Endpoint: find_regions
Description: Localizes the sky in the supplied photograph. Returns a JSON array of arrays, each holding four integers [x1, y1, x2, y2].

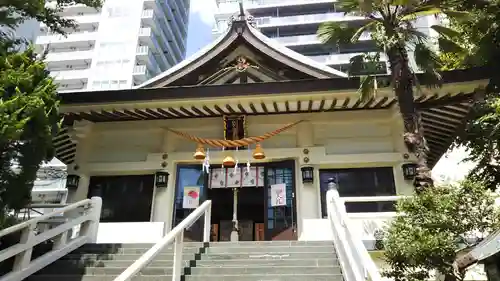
[[185, 0, 218, 57]]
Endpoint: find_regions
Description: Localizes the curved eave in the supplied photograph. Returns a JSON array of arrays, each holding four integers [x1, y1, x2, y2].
[[137, 19, 347, 89]]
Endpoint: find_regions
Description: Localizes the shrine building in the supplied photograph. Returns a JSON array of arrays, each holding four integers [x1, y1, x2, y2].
[[53, 11, 488, 245]]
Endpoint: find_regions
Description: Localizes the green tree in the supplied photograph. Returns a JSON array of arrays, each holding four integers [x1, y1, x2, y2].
[[439, 0, 500, 190], [0, 0, 101, 229], [317, 0, 466, 191], [383, 180, 500, 281]]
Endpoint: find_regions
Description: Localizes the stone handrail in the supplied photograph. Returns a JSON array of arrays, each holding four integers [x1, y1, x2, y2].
[[327, 188, 382, 281], [0, 197, 102, 281], [114, 200, 212, 281]]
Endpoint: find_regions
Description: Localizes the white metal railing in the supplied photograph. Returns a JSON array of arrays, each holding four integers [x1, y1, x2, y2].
[[0, 197, 102, 281], [327, 187, 382, 281], [114, 200, 212, 281], [342, 195, 405, 203]]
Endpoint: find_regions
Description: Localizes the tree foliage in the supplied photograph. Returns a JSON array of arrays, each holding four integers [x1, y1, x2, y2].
[[439, 0, 500, 190], [383, 180, 500, 281], [317, 0, 466, 192], [0, 0, 102, 229]]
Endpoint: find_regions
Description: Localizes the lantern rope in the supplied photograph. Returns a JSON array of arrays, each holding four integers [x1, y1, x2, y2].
[[165, 120, 303, 148]]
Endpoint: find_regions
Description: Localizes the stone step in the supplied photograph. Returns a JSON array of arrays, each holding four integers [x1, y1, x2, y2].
[[37, 265, 340, 276], [27, 273, 343, 281], [49, 258, 338, 268], [80, 241, 333, 250], [61, 253, 197, 261], [204, 245, 335, 254], [188, 265, 341, 275], [72, 246, 201, 255], [199, 252, 337, 260], [62, 251, 336, 262], [75, 245, 335, 255]]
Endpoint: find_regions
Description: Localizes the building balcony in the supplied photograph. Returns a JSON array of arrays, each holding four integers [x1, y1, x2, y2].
[[309, 52, 387, 66], [50, 69, 89, 83], [142, 9, 183, 63], [256, 12, 365, 27], [136, 46, 161, 73], [138, 28, 171, 69], [216, 0, 334, 13], [36, 31, 97, 47], [44, 50, 94, 64], [133, 65, 153, 83], [50, 1, 99, 17], [272, 32, 372, 46]]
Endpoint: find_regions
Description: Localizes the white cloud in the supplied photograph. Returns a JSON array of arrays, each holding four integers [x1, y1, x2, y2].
[[189, 0, 217, 25]]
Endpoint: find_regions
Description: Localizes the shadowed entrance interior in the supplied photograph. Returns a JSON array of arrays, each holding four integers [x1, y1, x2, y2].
[[208, 186, 265, 241]]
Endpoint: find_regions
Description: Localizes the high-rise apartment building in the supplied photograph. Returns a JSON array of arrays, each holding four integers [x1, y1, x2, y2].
[[35, 0, 190, 92], [213, 0, 439, 73]]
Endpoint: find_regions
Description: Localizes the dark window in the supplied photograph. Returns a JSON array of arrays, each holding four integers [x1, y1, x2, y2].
[[319, 167, 396, 216], [87, 175, 154, 222]]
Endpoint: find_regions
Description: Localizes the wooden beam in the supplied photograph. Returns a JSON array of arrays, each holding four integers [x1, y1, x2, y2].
[[237, 104, 248, 114], [202, 106, 217, 116], [261, 102, 268, 113], [249, 103, 258, 114], [213, 104, 226, 115], [225, 104, 237, 114]]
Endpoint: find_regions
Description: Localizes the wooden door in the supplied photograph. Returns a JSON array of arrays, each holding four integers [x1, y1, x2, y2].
[[264, 161, 298, 240]]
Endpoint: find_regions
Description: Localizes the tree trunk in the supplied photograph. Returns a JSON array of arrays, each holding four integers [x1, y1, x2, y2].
[[387, 45, 434, 191]]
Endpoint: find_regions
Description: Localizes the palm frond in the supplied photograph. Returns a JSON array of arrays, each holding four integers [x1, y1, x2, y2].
[[359, 75, 378, 102], [405, 27, 429, 44], [350, 20, 377, 43], [317, 22, 358, 45], [401, 7, 442, 21], [430, 25, 460, 38], [413, 43, 442, 87], [438, 37, 465, 53], [349, 55, 366, 75], [442, 10, 470, 21]]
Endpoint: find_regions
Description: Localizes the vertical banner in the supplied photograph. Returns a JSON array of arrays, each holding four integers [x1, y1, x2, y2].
[[270, 183, 287, 207], [183, 186, 200, 209]]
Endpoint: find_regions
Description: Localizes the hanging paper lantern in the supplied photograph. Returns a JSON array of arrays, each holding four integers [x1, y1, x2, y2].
[[252, 143, 266, 160], [223, 155, 236, 167], [193, 144, 206, 160]]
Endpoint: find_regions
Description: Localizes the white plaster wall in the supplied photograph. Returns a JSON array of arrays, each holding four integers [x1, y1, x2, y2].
[[69, 109, 413, 241]]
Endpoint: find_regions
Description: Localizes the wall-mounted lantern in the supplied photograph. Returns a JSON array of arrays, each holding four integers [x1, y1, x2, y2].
[[66, 175, 80, 190], [402, 163, 418, 180], [300, 166, 314, 184], [155, 171, 169, 188]]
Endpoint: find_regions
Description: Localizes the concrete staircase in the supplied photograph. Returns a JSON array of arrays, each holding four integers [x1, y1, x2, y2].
[[26, 241, 342, 281]]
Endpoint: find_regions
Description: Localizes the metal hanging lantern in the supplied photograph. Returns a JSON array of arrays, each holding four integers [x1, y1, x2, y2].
[[252, 143, 266, 160], [223, 155, 236, 167], [193, 144, 206, 160]]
